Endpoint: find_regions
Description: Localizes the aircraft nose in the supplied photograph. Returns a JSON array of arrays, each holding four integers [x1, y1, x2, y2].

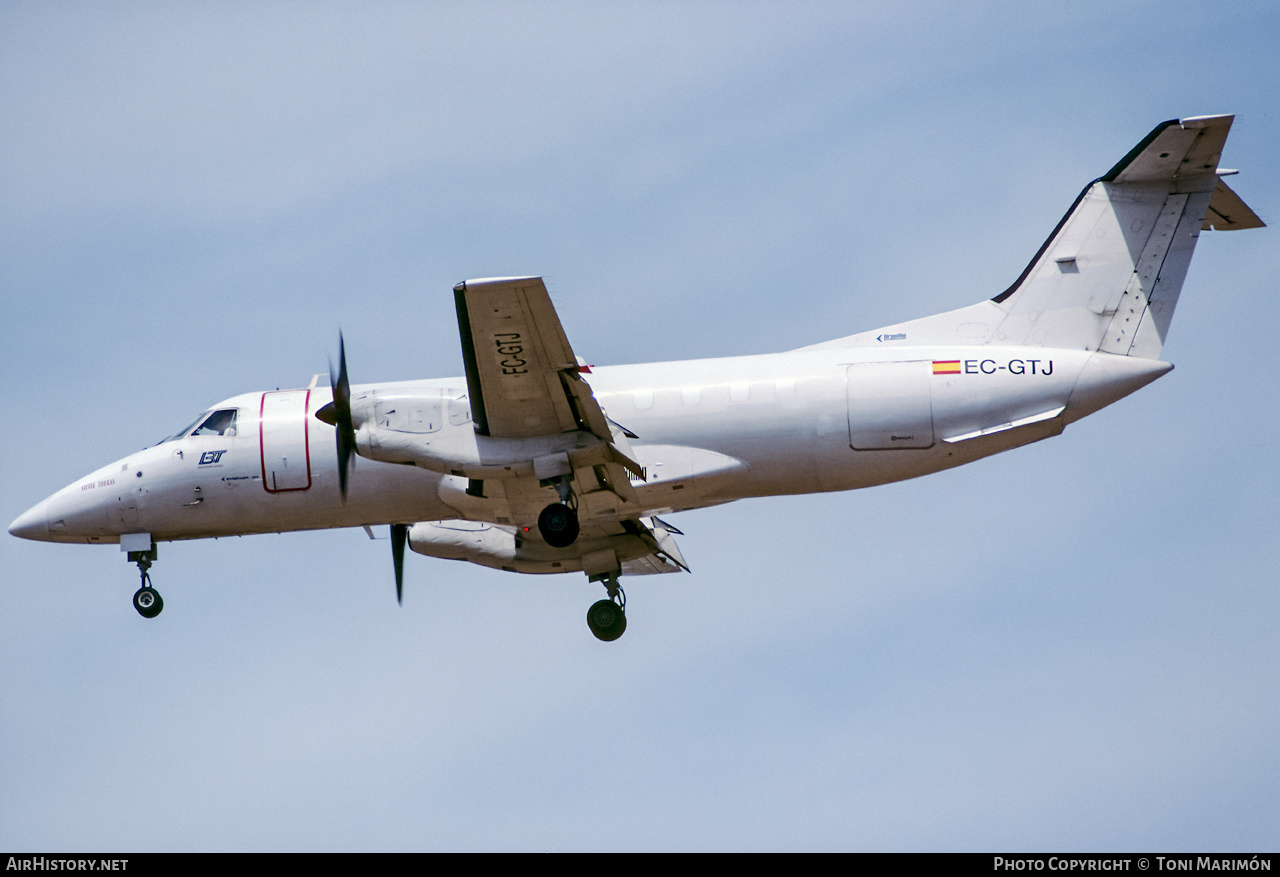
[[9, 500, 49, 541]]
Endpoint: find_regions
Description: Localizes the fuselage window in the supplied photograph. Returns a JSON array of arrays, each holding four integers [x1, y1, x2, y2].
[[192, 409, 239, 437]]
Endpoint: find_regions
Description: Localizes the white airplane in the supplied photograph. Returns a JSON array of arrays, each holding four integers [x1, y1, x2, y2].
[[9, 114, 1264, 640]]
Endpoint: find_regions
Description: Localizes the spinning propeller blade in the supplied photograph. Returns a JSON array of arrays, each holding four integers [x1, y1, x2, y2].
[[391, 524, 408, 605], [317, 335, 407, 603]]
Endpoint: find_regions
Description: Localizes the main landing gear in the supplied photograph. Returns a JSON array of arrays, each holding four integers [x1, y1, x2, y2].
[[586, 572, 626, 642], [537, 477, 579, 548], [538, 502, 579, 547], [128, 545, 163, 619]]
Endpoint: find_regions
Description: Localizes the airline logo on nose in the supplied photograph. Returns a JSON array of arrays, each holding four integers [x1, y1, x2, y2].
[[199, 450, 228, 465]]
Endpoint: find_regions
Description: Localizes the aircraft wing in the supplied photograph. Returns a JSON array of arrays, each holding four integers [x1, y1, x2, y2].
[[455, 277, 608, 438], [453, 276, 644, 507]]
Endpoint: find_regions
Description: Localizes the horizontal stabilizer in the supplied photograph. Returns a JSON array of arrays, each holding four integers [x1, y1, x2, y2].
[[1102, 114, 1232, 183], [1203, 178, 1265, 230]]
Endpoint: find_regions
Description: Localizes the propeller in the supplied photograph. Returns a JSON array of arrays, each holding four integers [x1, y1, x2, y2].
[[317, 335, 408, 605], [391, 523, 408, 605], [316, 336, 408, 604], [316, 332, 356, 502]]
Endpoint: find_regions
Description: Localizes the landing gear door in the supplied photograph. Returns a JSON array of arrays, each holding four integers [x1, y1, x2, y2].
[[260, 390, 312, 492], [846, 361, 935, 450]]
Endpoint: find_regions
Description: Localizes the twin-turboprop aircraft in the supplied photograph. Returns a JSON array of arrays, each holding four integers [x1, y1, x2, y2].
[[9, 115, 1264, 640]]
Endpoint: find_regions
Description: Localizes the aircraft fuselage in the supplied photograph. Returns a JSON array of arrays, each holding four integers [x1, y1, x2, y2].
[[12, 344, 1169, 547]]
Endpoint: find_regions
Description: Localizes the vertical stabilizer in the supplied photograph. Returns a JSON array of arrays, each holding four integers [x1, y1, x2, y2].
[[803, 116, 1262, 356], [990, 115, 1259, 358]]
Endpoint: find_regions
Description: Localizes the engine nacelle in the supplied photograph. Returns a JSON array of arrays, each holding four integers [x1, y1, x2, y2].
[[408, 519, 656, 575], [348, 387, 614, 479], [408, 520, 519, 565]]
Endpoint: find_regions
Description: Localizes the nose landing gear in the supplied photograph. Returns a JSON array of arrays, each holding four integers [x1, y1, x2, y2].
[[128, 545, 163, 619], [586, 572, 626, 642]]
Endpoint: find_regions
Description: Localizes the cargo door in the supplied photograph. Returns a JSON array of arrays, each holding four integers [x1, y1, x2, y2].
[[846, 361, 935, 449]]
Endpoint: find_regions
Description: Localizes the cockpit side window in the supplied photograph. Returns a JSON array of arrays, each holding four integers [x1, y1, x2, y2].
[[192, 409, 239, 437]]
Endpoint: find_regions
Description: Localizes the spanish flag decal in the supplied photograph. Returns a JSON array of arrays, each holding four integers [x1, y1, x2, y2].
[[932, 360, 961, 375]]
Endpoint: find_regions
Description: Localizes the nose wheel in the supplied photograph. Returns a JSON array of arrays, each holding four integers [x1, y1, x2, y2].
[[586, 573, 626, 642], [128, 546, 163, 619]]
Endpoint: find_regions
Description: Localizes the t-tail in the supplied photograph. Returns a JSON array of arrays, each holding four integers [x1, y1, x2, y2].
[[816, 115, 1264, 357]]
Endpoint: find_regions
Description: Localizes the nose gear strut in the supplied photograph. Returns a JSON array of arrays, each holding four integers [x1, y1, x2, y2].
[[128, 544, 163, 618]]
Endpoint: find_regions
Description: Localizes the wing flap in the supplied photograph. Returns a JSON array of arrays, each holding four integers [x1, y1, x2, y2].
[[621, 553, 685, 576]]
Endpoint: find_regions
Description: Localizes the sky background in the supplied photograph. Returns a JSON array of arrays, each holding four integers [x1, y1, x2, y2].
[[2, 1, 1277, 852]]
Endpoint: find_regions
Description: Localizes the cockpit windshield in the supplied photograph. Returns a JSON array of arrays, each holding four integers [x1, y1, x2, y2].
[[161, 408, 239, 443], [193, 409, 238, 436]]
